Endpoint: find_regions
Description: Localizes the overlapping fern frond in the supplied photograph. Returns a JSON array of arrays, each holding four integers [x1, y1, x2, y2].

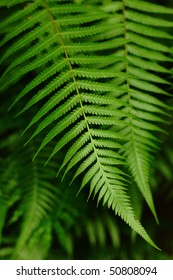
[[11, 142, 59, 257], [0, 0, 173, 249], [98, 0, 173, 222]]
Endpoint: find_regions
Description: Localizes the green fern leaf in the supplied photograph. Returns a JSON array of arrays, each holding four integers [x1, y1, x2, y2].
[[12, 143, 58, 255], [126, 10, 173, 27], [101, 0, 173, 223], [127, 44, 172, 61], [128, 55, 169, 73], [1, 0, 172, 249], [125, 0, 173, 14]]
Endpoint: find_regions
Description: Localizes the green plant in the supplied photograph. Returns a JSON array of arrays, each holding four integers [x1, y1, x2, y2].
[[0, 0, 173, 259]]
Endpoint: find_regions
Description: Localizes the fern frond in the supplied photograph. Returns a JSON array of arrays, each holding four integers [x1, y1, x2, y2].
[[12, 142, 58, 255], [105, 0, 173, 223], [1, 0, 172, 249]]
